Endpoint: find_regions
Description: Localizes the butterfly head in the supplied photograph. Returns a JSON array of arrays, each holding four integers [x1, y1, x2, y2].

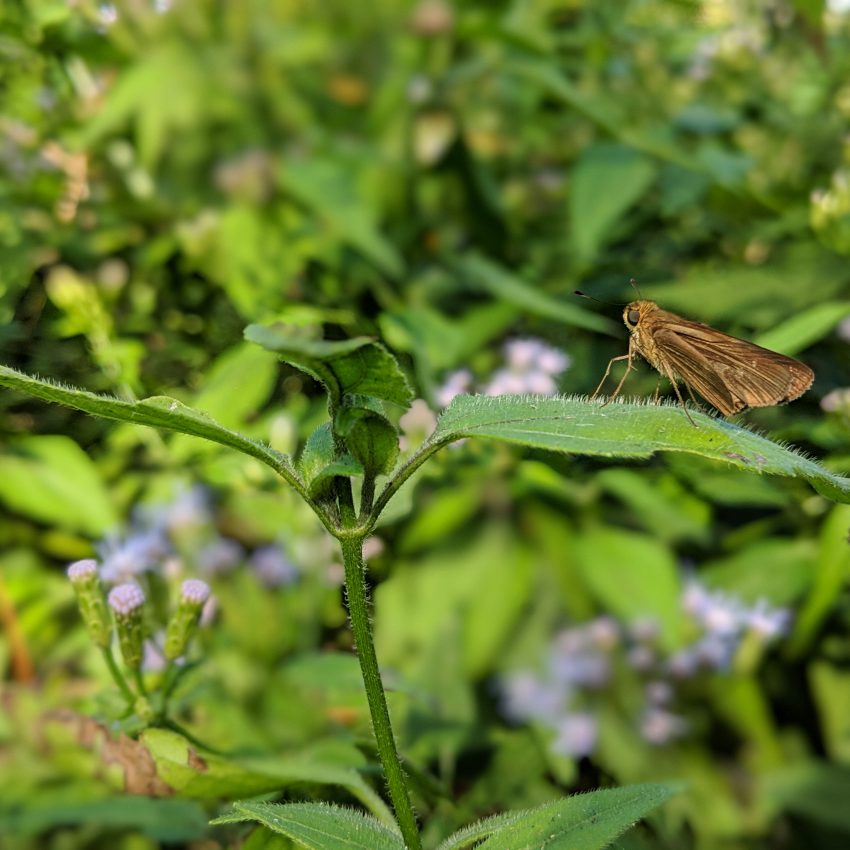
[[622, 300, 654, 332]]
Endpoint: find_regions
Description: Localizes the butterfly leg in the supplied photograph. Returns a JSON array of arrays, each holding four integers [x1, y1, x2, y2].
[[601, 342, 638, 407], [653, 379, 662, 404], [659, 364, 696, 426], [591, 353, 631, 403], [684, 383, 707, 414]]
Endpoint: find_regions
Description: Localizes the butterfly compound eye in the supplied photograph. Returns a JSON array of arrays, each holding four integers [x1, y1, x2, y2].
[[627, 308, 640, 326]]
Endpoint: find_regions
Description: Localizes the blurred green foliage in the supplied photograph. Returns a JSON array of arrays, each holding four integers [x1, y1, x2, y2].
[[3, 0, 850, 849]]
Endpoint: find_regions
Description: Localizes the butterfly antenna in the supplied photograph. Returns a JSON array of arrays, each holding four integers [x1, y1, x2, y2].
[[574, 290, 622, 307], [629, 278, 643, 298]]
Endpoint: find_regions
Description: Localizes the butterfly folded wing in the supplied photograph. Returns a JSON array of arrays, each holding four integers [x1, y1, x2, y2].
[[653, 323, 814, 415]]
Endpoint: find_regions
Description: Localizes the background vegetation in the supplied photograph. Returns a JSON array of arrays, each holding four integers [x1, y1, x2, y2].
[[3, 1, 850, 848]]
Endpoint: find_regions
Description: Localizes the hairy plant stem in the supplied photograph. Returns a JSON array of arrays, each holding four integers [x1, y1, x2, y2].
[[338, 487, 421, 849]]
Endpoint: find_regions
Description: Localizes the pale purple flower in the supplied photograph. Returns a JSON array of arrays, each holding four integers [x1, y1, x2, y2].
[[629, 617, 660, 644], [142, 637, 167, 673], [640, 708, 688, 746], [180, 579, 211, 606], [552, 627, 590, 655], [549, 649, 610, 688], [163, 556, 184, 580], [746, 600, 792, 639], [503, 339, 569, 375], [200, 595, 218, 627], [667, 648, 700, 678], [587, 616, 620, 651], [435, 369, 473, 407], [500, 672, 565, 723], [98, 3, 118, 25], [98, 529, 170, 583], [484, 369, 528, 396], [67, 559, 98, 583], [627, 645, 657, 673], [683, 579, 744, 637], [198, 538, 244, 576], [694, 635, 736, 670], [166, 486, 211, 533], [108, 583, 146, 616], [645, 680, 674, 705], [551, 712, 598, 758], [537, 346, 571, 376], [682, 578, 712, 618], [523, 371, 558, 395], [504, 339, 544, 371], [820, 388, 850, 413], [251, 545, 298, 587]]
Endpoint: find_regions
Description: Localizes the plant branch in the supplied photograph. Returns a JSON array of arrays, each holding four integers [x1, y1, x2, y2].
[[338, 529, 421, 849], [101, 646, 136, 707], [369, 437, 453, 528]]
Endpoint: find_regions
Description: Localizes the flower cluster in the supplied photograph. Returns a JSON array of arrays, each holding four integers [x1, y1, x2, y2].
[[92, 485, 302, 591], [499, 579, 790, 758], [436, 337, 571, 408]]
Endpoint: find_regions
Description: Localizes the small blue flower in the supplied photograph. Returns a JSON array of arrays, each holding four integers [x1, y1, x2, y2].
[[250, 545, 299, 587], [198, 537, 244, 576], [551, 712, 598, 758], [98, 529, 171, 583]]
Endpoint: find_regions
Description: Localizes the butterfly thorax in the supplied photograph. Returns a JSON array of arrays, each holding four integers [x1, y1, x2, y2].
[[622, 300, 667, 371]]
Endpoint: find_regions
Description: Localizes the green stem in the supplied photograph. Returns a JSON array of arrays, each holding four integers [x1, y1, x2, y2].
[[359, 474, 376, 520], [339, 530, 421, 849], [160, 718, 228, 756], [101, 646, 135, 706], [369, 437, 451, 527]]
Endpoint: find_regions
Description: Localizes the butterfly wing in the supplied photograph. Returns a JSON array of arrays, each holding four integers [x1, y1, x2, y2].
[[652, 318, 814, 415]]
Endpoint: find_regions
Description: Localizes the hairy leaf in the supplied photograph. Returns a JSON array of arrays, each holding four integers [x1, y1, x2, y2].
[[436, 784, 676, 850], [212, 801, 405, 850], [245, 325, 412, 409], [430, 395, 850, 503], [0, 365, 302, 493]]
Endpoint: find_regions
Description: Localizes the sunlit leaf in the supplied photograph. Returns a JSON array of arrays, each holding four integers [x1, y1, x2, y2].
[[429, 395, 850, 503]]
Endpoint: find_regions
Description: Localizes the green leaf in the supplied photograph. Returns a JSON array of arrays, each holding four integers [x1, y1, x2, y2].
[[644, 242, 849, 328], [245, 325, 412, 409], [752, 301, 850, 355], [0, 364, 303, 494], [448, 253, 616, 334], [574, 528, 683, 649], [375, 528, 532, 678], [335, 405, 399, 478], [212, 801, 405, 850], [436, 784, 676, 850], [429, 395, 850, 503], [0, 435, 118, 535], [81, 43, 208, 169], [0, 794, 208, 842], [299, 423, 364, 497], [701, 539, 815, 606], [279, 158, 404, 278], [143, 730, 394, 827], [569, 143, 657, 264], [790, 504, 850, 654], [169, 342, 278, 459], [764, 762, 850, 833], [595, 468, 710, 545]]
